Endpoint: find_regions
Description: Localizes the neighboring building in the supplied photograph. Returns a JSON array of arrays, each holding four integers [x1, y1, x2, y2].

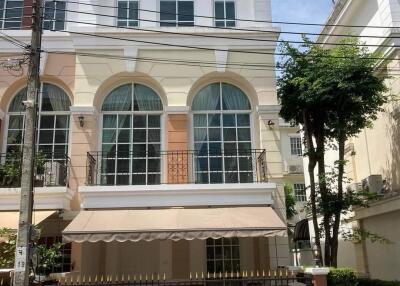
[[0, 0, 294, 278], [313, 0, 400, 280], [279, 119, 312, 266]]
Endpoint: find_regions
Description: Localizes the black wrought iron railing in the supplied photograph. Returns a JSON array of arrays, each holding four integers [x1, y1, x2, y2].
[[0, 152, 70, 188], [86, 149, 268, 186]]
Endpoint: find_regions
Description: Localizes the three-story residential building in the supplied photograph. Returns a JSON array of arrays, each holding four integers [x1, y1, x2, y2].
[[0, 0, 292, 277]]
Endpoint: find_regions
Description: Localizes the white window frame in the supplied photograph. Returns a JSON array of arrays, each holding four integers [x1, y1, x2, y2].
[[294, 183, 306, 202], [100, 83, 164, 186], [290, 136, 302, 156], [0, 0, 23, 29], [116, 0, 139, 27], [43, 0, 67, 31], [159, 0, 194, 27], [4, 83, 71, 163], [214, 0, 236, 27], [206, 238, 240, 273], [192, 82, 253, 184]]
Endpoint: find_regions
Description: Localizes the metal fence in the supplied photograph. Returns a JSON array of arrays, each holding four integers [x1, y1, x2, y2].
[[0, 152, 70, 188], [86, 149, 268, 186], [58, 272, 312, 286]]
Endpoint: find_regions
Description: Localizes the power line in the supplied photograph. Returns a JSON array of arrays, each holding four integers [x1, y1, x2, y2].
[[51, 0, 397, 30], [44, 27, 400, 61], [41, 5, 398, 40], [41, 11, 400, 49]]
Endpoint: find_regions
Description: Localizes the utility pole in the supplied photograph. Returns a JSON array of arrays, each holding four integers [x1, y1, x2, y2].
[[13, 0, 43, 286]]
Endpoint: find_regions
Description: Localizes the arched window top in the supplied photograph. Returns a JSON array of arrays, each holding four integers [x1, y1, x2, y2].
[[102, 83, 163, 112], [8, 83, 71, 112], [192, 82, 251, 111]]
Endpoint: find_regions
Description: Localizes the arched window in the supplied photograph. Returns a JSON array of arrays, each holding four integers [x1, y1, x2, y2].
[[192, 82, 252, 184], [101, 83, 163, 186], [6, 83, 71, 160]]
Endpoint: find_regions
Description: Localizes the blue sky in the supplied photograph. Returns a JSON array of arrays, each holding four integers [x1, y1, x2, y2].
[[271, 0, 334, 66]]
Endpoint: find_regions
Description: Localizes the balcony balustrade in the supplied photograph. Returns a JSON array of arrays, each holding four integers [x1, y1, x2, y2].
[[0, 152, 70, 188], [86, 149, 268, 186]]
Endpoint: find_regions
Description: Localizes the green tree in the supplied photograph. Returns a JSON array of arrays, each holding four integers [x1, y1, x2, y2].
[[284, 184, 297, 220], [278, 38, 388, 266], [0, 228, 16, 268]]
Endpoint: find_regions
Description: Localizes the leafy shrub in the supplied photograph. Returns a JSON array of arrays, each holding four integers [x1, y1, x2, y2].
[[358, 278, 400, 286], [328, 268, 358, 286]]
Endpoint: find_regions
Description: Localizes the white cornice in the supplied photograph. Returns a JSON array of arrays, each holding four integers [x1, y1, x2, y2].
[[0, 187, 73, 211], [70, 106, 97, 115], [165, 106, 190, 114], [79, 183, 277, 209], [257, 105, 281, 115]]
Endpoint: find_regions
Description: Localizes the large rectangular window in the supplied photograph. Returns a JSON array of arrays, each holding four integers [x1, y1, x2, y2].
[[214, 0, 235, 27], [117, 0, 139, 27], [160, 0, 194, 27], [206, 238, 240, 273], [43, 0, 66, 31], [294, 183, 306, 202], [290, 136, 302, 156], [0, 0, 23, 29]]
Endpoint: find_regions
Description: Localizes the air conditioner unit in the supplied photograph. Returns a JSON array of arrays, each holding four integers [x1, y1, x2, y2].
[[347, 182, 362, 192], [361, 175, 383, 194], [44, 161, 65, 186], [288, 165, 303, 174]]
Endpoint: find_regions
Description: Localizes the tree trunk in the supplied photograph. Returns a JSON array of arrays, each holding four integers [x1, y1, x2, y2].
[[315, 122, 332, 266], [303, 111, 323, 264], [331, 129, 346, 267]]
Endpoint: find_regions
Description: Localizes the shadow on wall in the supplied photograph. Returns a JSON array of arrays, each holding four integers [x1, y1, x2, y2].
[[386, 102, 400, 192]]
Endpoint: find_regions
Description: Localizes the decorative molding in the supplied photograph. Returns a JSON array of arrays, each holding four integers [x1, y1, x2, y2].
[[40, 51, 48, 76], [124, 47, 138, 72], [0, 187, 73, 211], [165, 106, 190, 114], [70, 106, 97, 115], [257, 105, 281, 114], [79, 183, 277, 209], [215, 50, 228, 72], [305, 268, 330, 276]]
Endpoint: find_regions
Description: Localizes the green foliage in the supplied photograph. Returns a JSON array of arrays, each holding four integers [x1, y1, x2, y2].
[[284, 184, 297, 220], [34, 243, 64, 275], [357, 278, 400, 286], [328, 268, 358, 286], [0, 150, 47, 187], [0, 228, 16, 268], [0, 227, 63, 276]]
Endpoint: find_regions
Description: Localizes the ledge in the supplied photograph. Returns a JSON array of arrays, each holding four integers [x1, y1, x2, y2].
[[0, 187, 73, 211], [79, 183, 276, 209], [305, 267, 330, 275]]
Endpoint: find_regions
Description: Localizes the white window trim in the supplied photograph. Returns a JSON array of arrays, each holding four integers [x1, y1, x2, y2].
[[213, 0, 236, 27], [43, 0, 67, 31], [3, 83, 72, 160], [159, 0, 195, 27], [0, 0, 23, 29], [116, 0, 140, 27], [289, 135, 302, 156], [99, 83, 165, 186], [293, 183, 306, 202]]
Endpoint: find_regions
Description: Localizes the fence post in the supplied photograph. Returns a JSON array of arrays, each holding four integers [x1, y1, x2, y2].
[[305, 268, 330, 286]]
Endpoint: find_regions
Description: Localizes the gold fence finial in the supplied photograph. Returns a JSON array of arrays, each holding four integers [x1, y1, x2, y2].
[[250, 270, 254, 277], [268, 270, 271, 277], [207, 272, 210, 279], [256, 270, 259, 277], [237, 270, 240, 278], [195, 272, 198, 279], [262, 270, 265, 277], [127, 274, 131, 282], [285, 269, 289, 277], [190, 272, 192, 280], [274, 270, 277, 277], [145, 274, 148, 281], [291, 270, 295, 277], [201, 272, 204, 279], [1, 278, 4, 286], [163, 273, 166, 281], [88, 275, 91, 284], [78, 275, 81, 284], [219, 272, 222, 279], [95, 275, 98, 283], [151, 273, 154, 281], [122, 274, 125, 282], [100, 275, 104, 283], [279, 269, 283, 277], [157, 273, 160, 281], [225, 272, 228, 278], [82, 275, 86, 284], [139, 274, 142, 281]]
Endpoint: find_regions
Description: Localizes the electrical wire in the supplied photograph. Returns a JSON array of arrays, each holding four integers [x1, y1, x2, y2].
[[50, 0, 398, 30], [41, 11, 400, 49]]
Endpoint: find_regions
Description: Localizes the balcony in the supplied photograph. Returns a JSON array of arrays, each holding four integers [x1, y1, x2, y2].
[[87, 149, 268, 186], [0, 152, 73, 210], [80, 149, 277, 209]]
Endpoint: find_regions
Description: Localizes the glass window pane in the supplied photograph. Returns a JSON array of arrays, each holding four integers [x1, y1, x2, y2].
[[55, 130, 68, 143], [215, 1, 224, 20], [210, 172, 223, 184], [118, 1, 128, 19], [208, 128, 221, 141], [237, 128, 251, 141], [134, 84, 163, 111], [160, 1, 176, 21], [192, 83, 221, 111], [237, 114, 250, 126], [8, 115, 23, 129], [133, 144, 146, 156], [118, 129, 131, 143], [224, 157, 238, 171], [103, 115, 117, 128], [103, 130, 116, 143], [39, 130, 54, 144], [102, 84, 132, 111], [40, 115, 55, 129], [118, 115, 131, 128], [148, 144, 160, 157], [148, 174, 160, 185], [132, 129, 146, 142], [7, 130, 22, 144], [148, 159, 161, 172], [54, 145, 67, 158], [225, 1, 235, 20], [210, 157, 222, 171], [223, 114, 235, 127], [148, 115, 160, 127], [133, 115, 146, 128], [41, 84, 71, 111], [148, 129, 160, 142], [208, 114, 220, 127], [194, 128, 207, 142], [129, 1, 139, 21], [223, 128, 236, 141], [194, 114, 207, 127], [132, 174, 146, 185], [56, 115, 69, 128], [178, 1, 193, 22], [132, 159, 146, 172], [221, 83, 250, 110]]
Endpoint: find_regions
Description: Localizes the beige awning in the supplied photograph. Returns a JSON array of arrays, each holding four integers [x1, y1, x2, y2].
[[0, 211, 56, 230], [63, 207, 286, 243]]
